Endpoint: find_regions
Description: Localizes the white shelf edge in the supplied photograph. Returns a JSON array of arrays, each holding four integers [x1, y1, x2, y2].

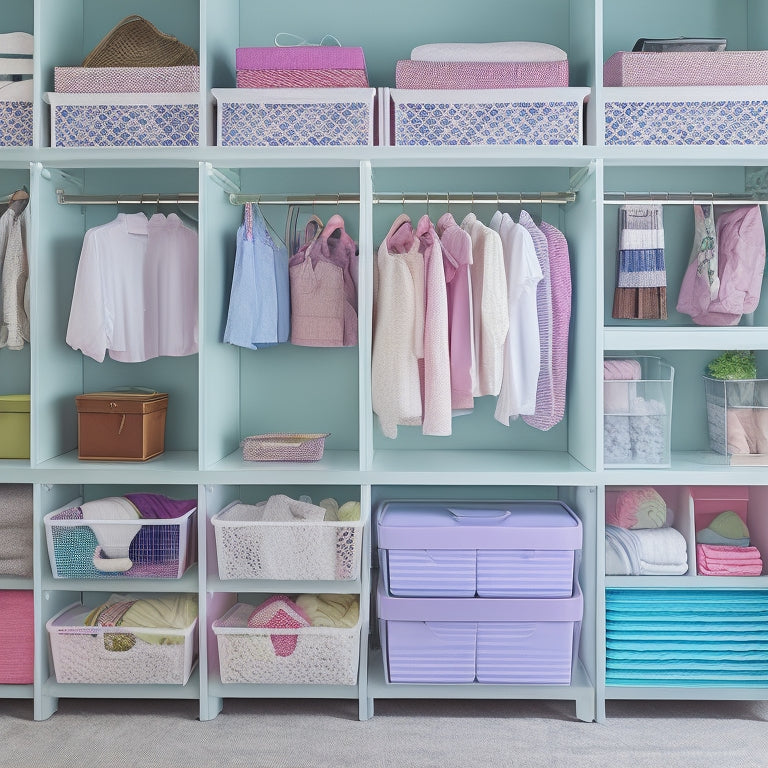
[[604, 326, 768, 351]]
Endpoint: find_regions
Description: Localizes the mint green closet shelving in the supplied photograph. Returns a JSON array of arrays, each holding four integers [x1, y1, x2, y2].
[[0, 0, 766, 725]]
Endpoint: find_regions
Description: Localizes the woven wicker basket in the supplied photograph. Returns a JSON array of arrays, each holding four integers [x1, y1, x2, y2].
[[82, 15, 198, 68], [241, 433, 329, 462]]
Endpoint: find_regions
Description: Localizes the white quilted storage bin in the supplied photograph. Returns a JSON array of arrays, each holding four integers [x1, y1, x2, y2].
[[46, 603, 197, 685], [602, 87, 768, 145], [213, 602, 361, 685], [211, 500, 364, 581], [212, 88, 375, 146], [43, 91, 199, 147], [383, 87, 590, 146]]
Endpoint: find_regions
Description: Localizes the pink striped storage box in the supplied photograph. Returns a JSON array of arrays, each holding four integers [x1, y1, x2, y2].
[[54, 66, 200, 93], [604, 51, 768, 87], [395, 59, 568, 89], [236, 46, 368, 88], [0, 590, 33, 684]]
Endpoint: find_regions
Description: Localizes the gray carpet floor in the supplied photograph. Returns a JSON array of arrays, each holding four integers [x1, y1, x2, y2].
[[1, 697, 767, 768]]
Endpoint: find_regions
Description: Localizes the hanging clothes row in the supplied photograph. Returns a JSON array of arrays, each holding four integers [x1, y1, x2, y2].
[[224, 206, 359, 349], [0, 189, 29, 351], [372, 208, 571, 439], [66, 211, 198, 363]]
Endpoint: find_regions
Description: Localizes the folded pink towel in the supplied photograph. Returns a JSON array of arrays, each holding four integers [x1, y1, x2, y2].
[[697, 543, 764, 576], [604, 359, 642, 380], [248, 595, 311, 657]]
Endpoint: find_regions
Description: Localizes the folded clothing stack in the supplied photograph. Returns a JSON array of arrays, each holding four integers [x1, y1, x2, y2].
[[236, 46, 368, 88], [395, 41, 569, 89], [696, 510, 764, 576], [0, 484, 32, 577], [246, 593, 360, 656], [605, 487, 688, 575]]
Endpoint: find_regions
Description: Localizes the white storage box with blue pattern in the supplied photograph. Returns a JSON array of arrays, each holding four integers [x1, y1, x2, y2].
[[376, 500, 582, 598], [601, 86, 768, 145], [44, 91, 199, 147], [381, 87, 590, 146], [212, 88, 375, 147]]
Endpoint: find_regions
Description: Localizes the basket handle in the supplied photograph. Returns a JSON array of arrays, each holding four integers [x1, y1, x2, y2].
[[447, 507, 511, 524]]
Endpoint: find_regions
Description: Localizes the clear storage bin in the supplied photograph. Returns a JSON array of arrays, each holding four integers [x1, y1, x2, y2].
[[704, 377, 768, 464], [604, 356, 674, 467]]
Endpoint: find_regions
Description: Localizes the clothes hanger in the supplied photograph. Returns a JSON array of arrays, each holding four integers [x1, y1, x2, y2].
[[8, 188, 29, 215]]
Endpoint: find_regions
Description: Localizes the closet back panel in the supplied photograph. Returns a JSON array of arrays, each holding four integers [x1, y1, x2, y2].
[[0, 170, 33, 399], [203, 167, 362, 459], [370, 166, 583, 455], [235, 0, 586, 89], [34, 168, 200, 458], [603, 166, 768, 328], [2, 4, 33, 35], [603, 0, 751, 57]]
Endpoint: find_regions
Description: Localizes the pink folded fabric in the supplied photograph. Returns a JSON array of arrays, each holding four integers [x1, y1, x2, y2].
[[236, 46, 366, 72], [395, 59, 568, 89], [0, 590, 33, 683], [697, 543, 764, 576], [604, 359, 642, 380], [248, 595, 311, 657]]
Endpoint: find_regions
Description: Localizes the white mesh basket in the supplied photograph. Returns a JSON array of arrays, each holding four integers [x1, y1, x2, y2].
[[211, 500, 364, 580], [212, 602, 360, 685], [46, 603, 197, 685]]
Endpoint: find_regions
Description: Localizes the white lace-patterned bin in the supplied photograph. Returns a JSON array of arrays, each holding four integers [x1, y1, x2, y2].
[[211, 500, 364, 581], [602, 87, 768, 145], [213, 88, 375, 146], [44, 91, 199, 147], [381, 87, 590, 146], [213, 602, 361, 685], [0, 80, 32, 147], [46, 603, 197, 685]]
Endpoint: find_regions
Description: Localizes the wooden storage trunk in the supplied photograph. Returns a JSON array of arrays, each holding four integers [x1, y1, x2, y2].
[[75, 391, 168, 461]]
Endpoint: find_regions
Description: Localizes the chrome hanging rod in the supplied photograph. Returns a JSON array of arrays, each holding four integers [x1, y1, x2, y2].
[[56, 190, 199, 206], [604, 192, 768, 205], [228, 191, 576, 206]]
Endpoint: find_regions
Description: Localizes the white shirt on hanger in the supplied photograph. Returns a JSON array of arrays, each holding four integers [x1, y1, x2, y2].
[[66, 212, 198, 363], [490, 211, 543, 424]]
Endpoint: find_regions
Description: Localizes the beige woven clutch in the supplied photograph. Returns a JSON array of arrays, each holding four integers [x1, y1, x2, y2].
[[82, 15, 198, 68], [241, 433, 329, 462]]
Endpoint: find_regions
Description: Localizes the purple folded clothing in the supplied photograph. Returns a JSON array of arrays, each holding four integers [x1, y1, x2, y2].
[[395, 59, 568, 89], [125, 493, 196, 519], [236, 46, 366, 72]]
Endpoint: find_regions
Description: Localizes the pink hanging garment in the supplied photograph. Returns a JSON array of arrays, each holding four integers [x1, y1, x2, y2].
[[519, 211, 556, 431], [676, 204, 720, 321], [436, 213, 474, 413], [539, 221, 572, 427], [416, 215, 451, 436]]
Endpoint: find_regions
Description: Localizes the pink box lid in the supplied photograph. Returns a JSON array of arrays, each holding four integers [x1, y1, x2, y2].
[[236, 45, 366, 71]]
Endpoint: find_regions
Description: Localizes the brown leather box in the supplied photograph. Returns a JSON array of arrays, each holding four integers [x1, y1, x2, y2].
[[75, 390, 168, 461]]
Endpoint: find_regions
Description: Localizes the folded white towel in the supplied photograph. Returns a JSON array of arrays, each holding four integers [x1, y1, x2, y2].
[[606, 525, 688, 576], [410, 42, 567, 63]]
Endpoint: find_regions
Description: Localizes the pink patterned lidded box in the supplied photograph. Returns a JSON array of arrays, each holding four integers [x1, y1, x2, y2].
[[395, 59, 568, 89], [604, 51, 768, 87], [54, 65, 200, 93]]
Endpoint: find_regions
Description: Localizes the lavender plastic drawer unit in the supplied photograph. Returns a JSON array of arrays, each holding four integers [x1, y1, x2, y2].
[[377, 577, 583, 685], [602, 87, 768, 145], [212, 88, 375, 147], [376, 501, 581, 598], [382, 87, 590, 146], [44, 91, 199, 147]]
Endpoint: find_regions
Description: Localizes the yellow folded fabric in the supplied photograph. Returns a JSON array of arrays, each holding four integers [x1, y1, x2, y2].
[[295, 593, 359, 628]]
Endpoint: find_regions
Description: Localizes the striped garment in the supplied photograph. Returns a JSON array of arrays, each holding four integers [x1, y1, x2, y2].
[[519, 211, 555, 431]]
